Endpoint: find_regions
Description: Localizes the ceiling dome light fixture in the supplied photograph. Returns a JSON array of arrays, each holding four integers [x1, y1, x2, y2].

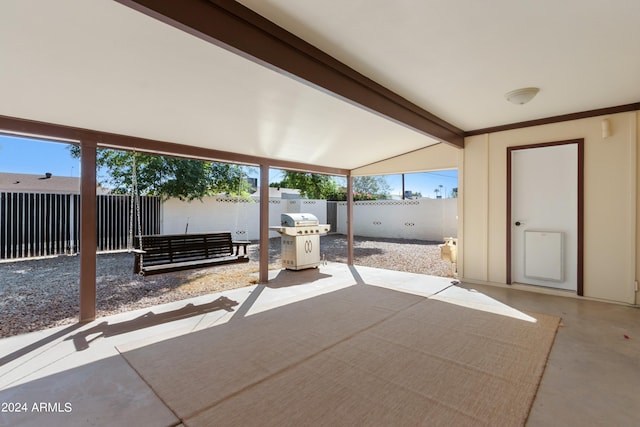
[[505, 87, 540, 105]]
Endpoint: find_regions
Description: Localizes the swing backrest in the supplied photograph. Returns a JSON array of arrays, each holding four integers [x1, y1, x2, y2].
[[135, 232, 234, 266]]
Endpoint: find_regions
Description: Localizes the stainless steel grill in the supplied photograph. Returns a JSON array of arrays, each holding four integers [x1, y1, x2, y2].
[[269, 213, 330, 270]]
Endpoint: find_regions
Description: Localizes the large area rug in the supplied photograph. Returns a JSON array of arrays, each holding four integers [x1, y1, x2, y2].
[[120, 285, 559, 426]]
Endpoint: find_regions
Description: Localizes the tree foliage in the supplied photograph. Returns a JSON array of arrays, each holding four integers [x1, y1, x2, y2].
[[69, 147, 249, 200], [270, 171, 338, 199], [352, 176, 391, 198], [271, 171, 392, 200]]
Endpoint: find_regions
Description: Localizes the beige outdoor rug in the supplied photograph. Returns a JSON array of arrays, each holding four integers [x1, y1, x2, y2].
[[120, 285, 559, 427]]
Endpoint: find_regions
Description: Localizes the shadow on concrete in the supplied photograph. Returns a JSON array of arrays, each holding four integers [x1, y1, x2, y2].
[[265, 268, 333, 288], [0, 323, 85, 368], [65, 296, 238, 351]]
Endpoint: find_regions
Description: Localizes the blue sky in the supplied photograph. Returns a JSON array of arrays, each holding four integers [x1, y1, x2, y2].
[[0, 135, 458, 198], [0, 135, 81, 177]]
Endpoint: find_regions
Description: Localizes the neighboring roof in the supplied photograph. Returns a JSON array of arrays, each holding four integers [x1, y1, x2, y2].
[[267, 186, 300, 199], [0, 172, 110, 194]]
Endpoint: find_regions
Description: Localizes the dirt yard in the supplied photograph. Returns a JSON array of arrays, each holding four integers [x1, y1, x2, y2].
[[0, 235, 455, 337]]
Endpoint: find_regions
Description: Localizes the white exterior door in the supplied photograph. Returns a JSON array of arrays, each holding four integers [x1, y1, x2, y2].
[[510, 143, 578, 291]]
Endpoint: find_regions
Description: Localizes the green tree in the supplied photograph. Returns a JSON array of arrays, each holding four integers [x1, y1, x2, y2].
[[69, 147, 249, 200], [353, 176, 391, 198], [270, 172, 393, 200], [270, 171, 339, 199], [324, 189, 379, 201], [326, 176, 391, 201]]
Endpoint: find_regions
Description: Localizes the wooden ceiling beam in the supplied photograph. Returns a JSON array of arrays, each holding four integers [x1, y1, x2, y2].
[[0, 115, 349, 176]]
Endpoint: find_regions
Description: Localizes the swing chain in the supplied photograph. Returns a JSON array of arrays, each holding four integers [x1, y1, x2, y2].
[[128, 152, 145, 275]]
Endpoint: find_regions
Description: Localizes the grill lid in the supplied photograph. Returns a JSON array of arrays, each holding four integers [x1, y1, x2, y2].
[[281, 213, 319, 227]]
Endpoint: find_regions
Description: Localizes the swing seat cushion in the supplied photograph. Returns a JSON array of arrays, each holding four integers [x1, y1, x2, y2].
[[133, 232, 250, 276]]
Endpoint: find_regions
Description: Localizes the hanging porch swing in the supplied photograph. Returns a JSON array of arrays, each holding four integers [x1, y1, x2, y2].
[[128, 153, 250, 276]]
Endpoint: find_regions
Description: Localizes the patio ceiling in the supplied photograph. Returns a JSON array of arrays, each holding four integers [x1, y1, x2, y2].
[[1, 0, 639, 172], [237, 0, 640, 132]]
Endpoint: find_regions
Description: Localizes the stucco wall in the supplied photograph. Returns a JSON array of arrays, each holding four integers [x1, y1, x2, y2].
[[160, 197, 328, 240], [161, 196, 456, 242], [336, 198, 457, 241], [461, 111, 638, 304]]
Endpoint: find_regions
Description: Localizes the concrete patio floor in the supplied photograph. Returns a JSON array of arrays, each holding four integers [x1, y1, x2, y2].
[[0, 263, 638, 426]]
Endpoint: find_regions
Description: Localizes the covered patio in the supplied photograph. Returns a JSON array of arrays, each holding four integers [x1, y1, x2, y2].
[[1, 263, 638, 426], [1, 0, 639, 425]]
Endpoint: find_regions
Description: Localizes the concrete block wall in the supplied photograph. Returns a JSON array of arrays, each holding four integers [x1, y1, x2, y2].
[[336, 198, 457, 241], [162, 196, 455, 242]]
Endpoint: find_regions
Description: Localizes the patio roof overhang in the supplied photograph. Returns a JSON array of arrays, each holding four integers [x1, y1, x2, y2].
[[0, 0, 463, 175], [116, 0, 465, 149], [3, 0, 640, 172]]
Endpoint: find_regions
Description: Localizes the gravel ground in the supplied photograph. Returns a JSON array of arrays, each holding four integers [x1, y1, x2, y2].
[[0, 235, 455, 337]]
